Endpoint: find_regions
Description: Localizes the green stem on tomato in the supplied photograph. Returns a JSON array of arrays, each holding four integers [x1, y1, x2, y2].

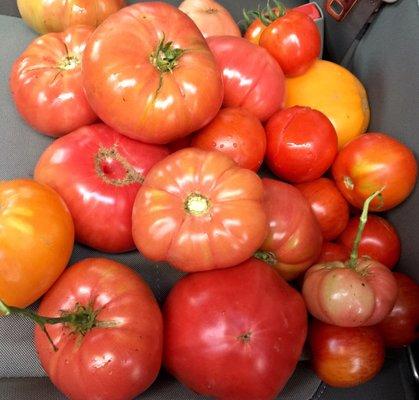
[[348, 190, 383, 269]]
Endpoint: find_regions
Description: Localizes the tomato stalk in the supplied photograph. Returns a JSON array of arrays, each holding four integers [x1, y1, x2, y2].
[[242, 0, 286, 29], [150, 35, 185, 74], [254, 250, 277, 265], [348, 190, 383, 269]]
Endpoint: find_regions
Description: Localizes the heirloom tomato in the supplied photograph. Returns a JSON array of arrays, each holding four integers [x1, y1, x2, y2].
[[132, 148, 267, 272], [34, 124, 169, 253], [83, 2, 223, 144], [10, 25, 96, 137], [0, 179, 74, 307], [207, 36, 285, 121], [164, 258, 307, 400]]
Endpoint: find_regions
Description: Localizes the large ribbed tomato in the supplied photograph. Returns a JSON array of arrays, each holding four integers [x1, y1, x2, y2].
[[132, 148, 267, 272], [83, 2, 223, 144]]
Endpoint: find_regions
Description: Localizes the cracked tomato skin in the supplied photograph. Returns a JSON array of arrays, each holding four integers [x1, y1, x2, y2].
[[35, 258, 163, 400], [132, 148, 268, 272], [164, 258, 307, 400], [83, 2, 223, 144], [10, 25, 97, 137]]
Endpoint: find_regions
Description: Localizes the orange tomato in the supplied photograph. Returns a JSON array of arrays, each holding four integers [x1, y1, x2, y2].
[[285, 60, 370, 149], [0, 180, 74, 307]]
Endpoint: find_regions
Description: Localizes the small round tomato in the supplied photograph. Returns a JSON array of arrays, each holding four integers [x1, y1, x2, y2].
[[296, 178, 349, 240], [244, 18, 266, 44], [339, 215, 401, 269], [207, 36, 285, 122], [332, 133, 417, 211], [10, 25, 97, 137], [266, 107, 338, 183], [0, 179, 74, 307], [192, 107, 267, 171], [317, 242, 350, 263], [259, 10, 320, 77]]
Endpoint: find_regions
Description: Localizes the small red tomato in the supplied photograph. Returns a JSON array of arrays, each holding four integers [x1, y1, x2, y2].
[[244, 19, 266, 44], [192, 107, 267, 171], [339, 215, 401, 269], [296, 178, 350, 240], [309, 319, 385, 388], [317, 242, 350, 263], [266, 106, 338, 183], [259, 10, 320, 77], [332, 133, 417, 211], [377, 272, 419, 348]]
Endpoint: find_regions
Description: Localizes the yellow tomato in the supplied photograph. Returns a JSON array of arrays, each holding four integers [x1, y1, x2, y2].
[[0, 180, 74, 307], [285, 60, 370, 149], [17, 0, 126, 34]]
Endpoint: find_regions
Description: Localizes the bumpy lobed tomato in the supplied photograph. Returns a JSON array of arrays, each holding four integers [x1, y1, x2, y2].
[[83, 2, 223, 144], [266, 107, 338, 183], [0, 179, 74, 307], [309, 319, 385, 388], [34, 124, 169, 253], [179, 0, 241, 38], [296, 178, 349, 240], [132, 148, 267, 272], [10, 25, 97, 137], [164, 259, 307, 400], [285, 60, 370, 149], [332, 133, 417, 212], [192, 107, 267, 171], [256, 178, 323, 281], [207, 36, 285, 121], [377, 272, 419, 348], [317, 242, 350, 263], [17, 0, 125, 34]]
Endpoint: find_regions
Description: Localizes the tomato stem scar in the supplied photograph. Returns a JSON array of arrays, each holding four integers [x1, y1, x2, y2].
[[184, 193, 211, 216], [254, 251, 277, 266]]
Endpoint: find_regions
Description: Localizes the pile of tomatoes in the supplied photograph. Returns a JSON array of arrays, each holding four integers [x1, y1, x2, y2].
[[1, 1, 418, 399]]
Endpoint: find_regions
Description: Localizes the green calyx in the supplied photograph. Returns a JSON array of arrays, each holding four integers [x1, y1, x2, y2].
[[242, 0, 286, 29], [254, 250, 277, 266], [150, 35, 185, 74]]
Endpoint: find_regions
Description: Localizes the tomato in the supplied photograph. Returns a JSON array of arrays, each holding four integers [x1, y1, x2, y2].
[[266, 107, 338, 183], [339, 215, 401, 269], [34, 123, 168, 253], [296, 178, 349, 240], [332, 133, 417, 212], [164, 259, 307, 400], [317, 242, 350, 263], [309, 319, 385, 388], [132, 148, 267, 272], [285, 60, 370, 149], [17, 0, 125, 34], [259, 10, 320, 77], [207, 36, 285, 122], [303, 192, 398, 327], [256, 178, 322, 281], [0, 179, 74, 307], [0, 258, 163, 400], [178, 0, 241, 38], [244, 18, 266, 44], [10, 25, 96, 138], [191, 107, 267, 171], [377, 272, 419, 348], [83, 2, 223, 144]]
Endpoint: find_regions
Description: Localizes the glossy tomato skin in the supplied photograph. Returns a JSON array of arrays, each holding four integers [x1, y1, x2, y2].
[[309, 319, 385, 388], [34, 123, 169, 253], [296, 178, 349, 240], [377, 272, 419, 348], [332, 133, 417, 211], [339, 215, 401, 269], [317, 242, 350, 263], [164, 259, 307, 400], [0, 180, 74, 307], [17, 0, 125, 34], [258, 178, 323, 281], [259, 10, 320, 77], [83, 2, 223, 144], [191, 107, 267, 171], [10, 25, 97, 137], [207, 36, 285, 121], [244, 19, 266, 44], [266, 107, 338, 183], [35, 258, 163, 400], [303, 257, 398, 327], [132, 148, 267, 272], [178, 0, 241, 38]]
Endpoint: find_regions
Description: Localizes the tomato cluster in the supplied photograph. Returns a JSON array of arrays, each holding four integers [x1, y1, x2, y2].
[[1, 1, 418, 399]]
